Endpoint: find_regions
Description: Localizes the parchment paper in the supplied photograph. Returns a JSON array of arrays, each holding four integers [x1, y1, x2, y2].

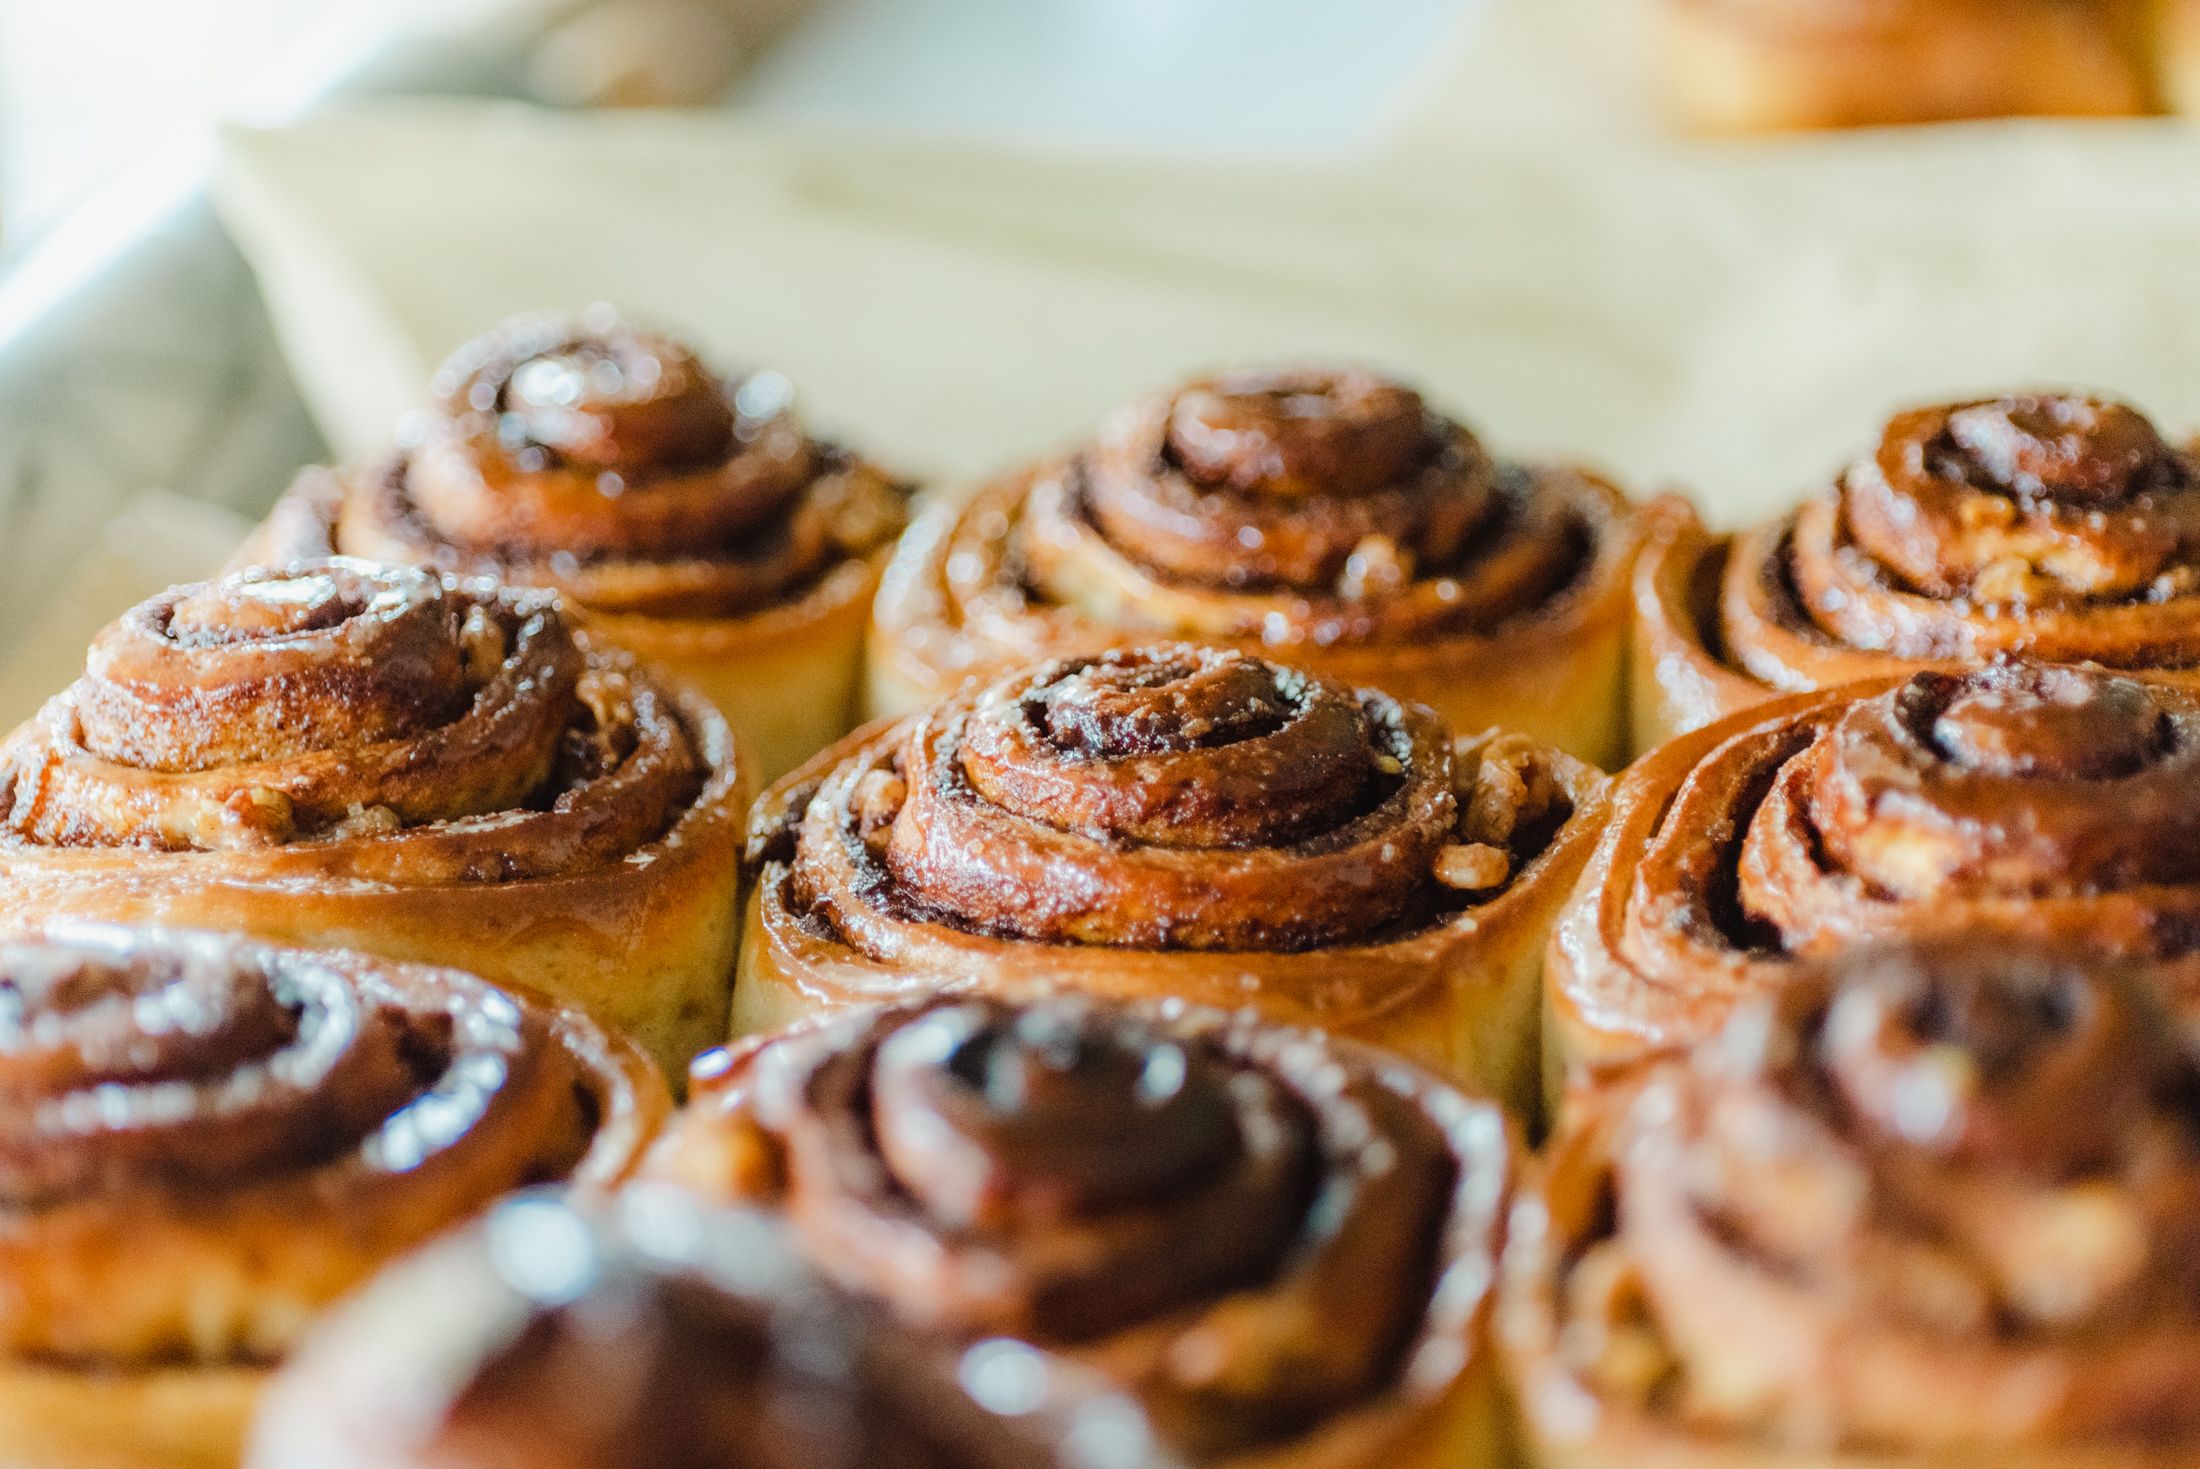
[[23, 76, 2200, 726], [215, 101, 2200, 533]]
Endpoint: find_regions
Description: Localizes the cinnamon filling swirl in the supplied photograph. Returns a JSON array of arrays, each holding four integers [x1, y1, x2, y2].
[[976, 367, 1605, 649], [650, 995, 1509, 1460], [1557, 657, 2200, 1068], [0, 927, 659, 1370], [762, 645, 1570, 955], [345, 312, 905, 620], [0, 560, 707, 883], [1517, 938, 2200, 1453], [1725, 394, 2200, 686]]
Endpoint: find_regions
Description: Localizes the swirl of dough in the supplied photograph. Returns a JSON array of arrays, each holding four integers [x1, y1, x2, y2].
[[1509, 937, 2200, 1459], [0, 559, 750, 1078], [649, 995, 1513, 1464], [0, 926, 662, 1369], [869, 365, 1640, 766], [1633, 396, 2200, 750], [1554, 658, 2200, 1083]]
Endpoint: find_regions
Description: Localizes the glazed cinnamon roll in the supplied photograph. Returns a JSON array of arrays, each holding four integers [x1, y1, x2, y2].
[[870, 366, 1640, 768], [645, 993, 1515, 1469], [743, 643, 1607, 1117], [253, 1189, 1180, 1469], [0, 559, 749, 1076], [1506, 937, 2200, 1467], [1657, 0, 2156, 133], [0, 926, 664, 1469], [245, 311, 910, 780], [1634, 394, 2200, 751], [1554, 657, 2200, 1092]]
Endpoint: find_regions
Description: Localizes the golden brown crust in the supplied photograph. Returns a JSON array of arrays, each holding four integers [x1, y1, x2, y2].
[[1632, 397, 2200, 749], [252, 1190, 1178, 1469], [243, 312, 910, 780], [647, 994, 1515, 1469], [741, 645, 1608, 1119], [1556, 658, 2200, 1089], [1628, 497, 1775, 755], [0, 561, 750, 1077], [867, 367, 1641, 768], [0, 925, 666, 1469], [0, 1364, 260, 1469], [2164, 0, 2200, 114], [1658, 0, 2157, 132], [1507, 938, 2200, 1467]]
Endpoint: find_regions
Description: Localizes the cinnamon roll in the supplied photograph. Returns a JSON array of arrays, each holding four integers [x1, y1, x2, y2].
[[869, 366, 1641, 768], [1634, 394, 2200, 751], [1554, 656, 2200, 1093], [1658, 0, 2156, 133], [244, 311, 910, 780], [0, 559, 749, 1076], [252, 1188, 1181, 1469], [743, 643, 1607, 1117], [0, 925, 664, 1469], [645, 993, 1515, 1469], [1505, 936, 2200, 1467]]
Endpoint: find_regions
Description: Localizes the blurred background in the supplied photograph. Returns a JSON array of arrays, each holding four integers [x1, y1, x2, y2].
[[0, 0, 1479, 256], [2, 0, 2197, 711], [0, 0, 787, 247], [0, 0, 1488, 698]]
